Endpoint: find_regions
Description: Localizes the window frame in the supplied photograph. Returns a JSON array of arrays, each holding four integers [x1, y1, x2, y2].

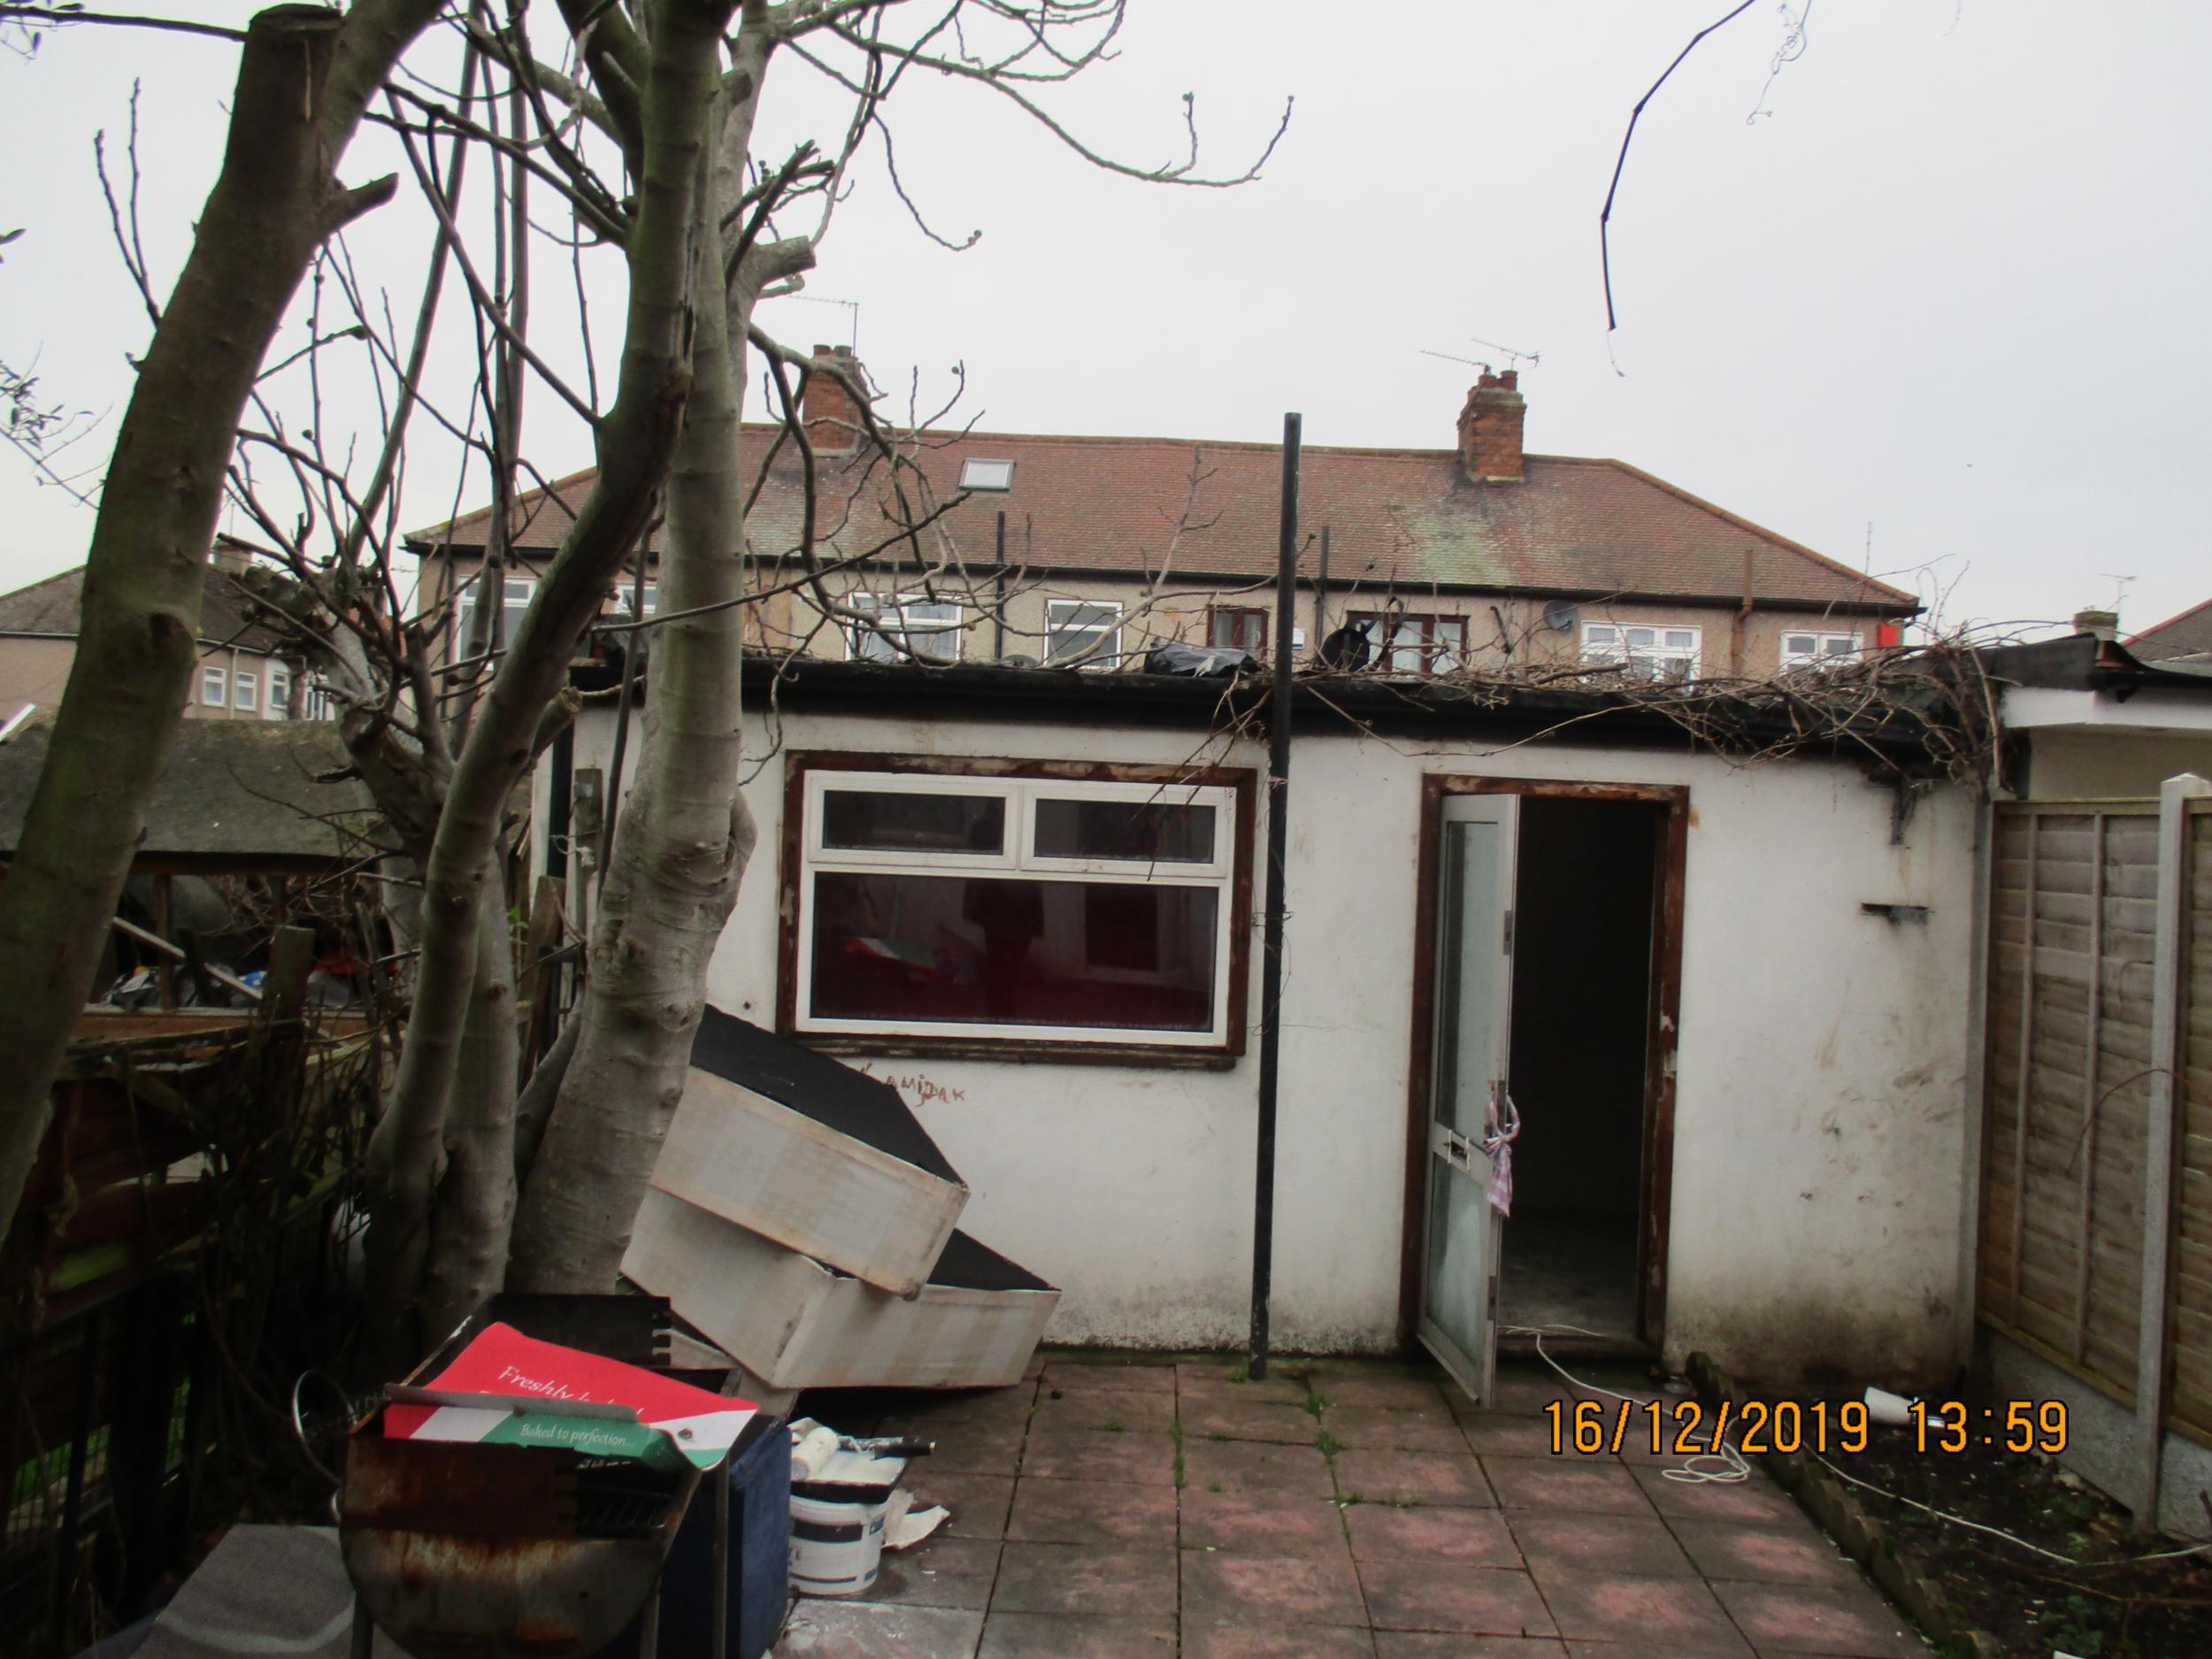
[[266, 663, 291, 719], [780, 752, 1256, 1066], [1778, 629, 1863, 670], [232, 667, 260, 712], [1044, 599, 1124, 669], [457, 571, 536, 654], [1347, 611, 1469, 674], [847, 592, 965, 664], [1208, 605, 1270, 655], [199, 664, 227, 708], [1582, 621, 1702, 680]]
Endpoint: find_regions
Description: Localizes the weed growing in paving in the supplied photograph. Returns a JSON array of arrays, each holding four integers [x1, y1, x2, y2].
[[1302, 1388, 1331, 1419], [1316, 1432, 1343, 1458], [1169, 1419, 1186, 1488]]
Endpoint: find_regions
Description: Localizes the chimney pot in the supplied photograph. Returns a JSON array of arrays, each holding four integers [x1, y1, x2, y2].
[[2072, 607, 2120, 641]]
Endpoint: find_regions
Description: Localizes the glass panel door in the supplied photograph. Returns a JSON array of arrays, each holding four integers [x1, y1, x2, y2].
[[1419, 793, 1518, 1403]]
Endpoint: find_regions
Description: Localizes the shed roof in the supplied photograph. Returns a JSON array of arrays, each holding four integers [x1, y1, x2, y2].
[[0, 718, 382, 869], [417, 426, 1918, 618], [2129, 595, 2212, 663]]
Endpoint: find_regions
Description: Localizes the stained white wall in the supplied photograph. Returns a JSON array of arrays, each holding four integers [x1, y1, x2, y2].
[[555, 703, 1980, 1386]]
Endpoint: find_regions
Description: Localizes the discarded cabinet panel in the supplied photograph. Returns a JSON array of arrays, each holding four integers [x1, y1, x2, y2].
[[652, 1008, 968, 1297], [625, 1188, 1058, 1391]]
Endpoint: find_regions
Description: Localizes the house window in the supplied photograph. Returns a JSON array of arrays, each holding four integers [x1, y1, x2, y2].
[[232, 668, 260, 711], [611, 581, 658, 619], [458, 572, 535, 653], [199, 665, 227, 708], [1779, 630, 1861, 669], [1045, 600, 1123, 668], [1349, 611, 1467, 673], [1208, 607, 1269, 655], [266, 663, 291, 719], [849, 594, 964, 664], [791, 763, 1248, 1050], [957, 457, 1016, 492], [1583, 622, 1701, 680]]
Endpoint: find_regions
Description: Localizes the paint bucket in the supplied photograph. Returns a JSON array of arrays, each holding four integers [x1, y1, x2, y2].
[[788, 1492, 886, 1597], [1863, 1386, 1915, 1427]]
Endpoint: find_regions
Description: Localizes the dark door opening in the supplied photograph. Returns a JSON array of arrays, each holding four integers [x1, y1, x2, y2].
[[1496, 795, 1665, 1352]]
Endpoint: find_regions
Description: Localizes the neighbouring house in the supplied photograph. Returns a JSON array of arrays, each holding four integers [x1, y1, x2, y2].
[[538, 652, 1982, 1400], [1981, 609, 2212, 799], [0, 539, 311, 728], [2126, 594, 2212, 666], [411, 350, 1922, 680]]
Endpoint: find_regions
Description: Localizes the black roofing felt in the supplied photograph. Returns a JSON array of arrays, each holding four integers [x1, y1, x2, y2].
[[687, 1005, 960, 1185]]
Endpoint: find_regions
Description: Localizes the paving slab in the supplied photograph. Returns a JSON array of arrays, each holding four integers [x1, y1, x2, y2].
[[1185, 1436, 1337, 1497], [1021, 1424, 1179, 1485], [1008, 1475, 1179, 1546], [1373, 1639, 1567, 1658], [1045, 1359, 1178, 1394], [1308, 1371, 1451, 1413], [1318, 1406, 1470, 1455], [906, 1471, 1015, 1539], [1560, 1642, 1759, 1659], [774, 1600, 984, 1659], [989, 1540, 1178, 1617], [975, 1611, 1178, 1658], [1185, 1624, 1379, 1658], [1482, 1456, 1653, 1516], [1332, 1448, 1494, 1507], [1628, 1464, 1803, 1526], [1182, 1548, 1369, 1629], [1529, 1568, 1749, 1652], [1356, 1559, 1556, 1637], [1509, 1510, 1696, 1578], [1178, 1363, 1315, 1408], [1667, 1517, 1864, 1586], [1185, 1397, 1323, 1444], [867, 1537, 1002, 1610], [1459, 1410, 1569, 1459], [1345, 1502, 1521, 1567], [1035, 1386, 1180, 1433], [1708, 1579, 1927, 1657], [878, 1411, 1025, 1476], [1179, 1488, 1351, 1556]]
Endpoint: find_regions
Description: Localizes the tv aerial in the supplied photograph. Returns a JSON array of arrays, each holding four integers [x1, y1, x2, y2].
[[1418, 334, 1543, 376]]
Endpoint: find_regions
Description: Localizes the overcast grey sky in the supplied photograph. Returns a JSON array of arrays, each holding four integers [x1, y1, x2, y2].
[[3, 1, 2206, 639]]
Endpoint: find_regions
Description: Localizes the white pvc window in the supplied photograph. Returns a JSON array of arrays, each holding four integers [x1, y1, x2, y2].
[[199, 665, 227, 708], [795, 767, 1238, 1048], [1780, 630, 1861, 669], [266, 663, 291, 719], [849, 594, 964, 664], [1351, 612, 1467, 674], [957, 457, 1016, 492], [459, 573, 535, 651], [232, 669, 259, 711], [1045, 600, 1122, 668], [1583, 622, 1701, 680]]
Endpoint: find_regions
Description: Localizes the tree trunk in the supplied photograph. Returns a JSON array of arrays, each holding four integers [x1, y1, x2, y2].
[[509, 34, 772, 1291], [365, 0, 733, 1348], [0, 1, 438, 1239], [418, 855, 519, 1342]]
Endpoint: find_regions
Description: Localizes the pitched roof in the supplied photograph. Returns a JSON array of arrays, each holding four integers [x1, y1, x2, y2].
[[414, 426, 1918, 617], [2129, 595, 2212, 662], [0, 559, 292, 655], [0, 718, 381, 866]]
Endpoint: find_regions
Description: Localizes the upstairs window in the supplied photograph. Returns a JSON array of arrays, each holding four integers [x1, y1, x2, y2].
[[458, 573, 535, 654], [199, 665, 227, 708], [788, 760, 1251, 1052], [232, 669, 259, 712], [266, 663, 292, 719], [1208, 606, 1269, 655], [1045, 600, 1123, 668], [1583, 622, 1701, 680], [849, 594, 964, 664], [1780, 630, 1861, 670], [1349, 611, 1467, 674]]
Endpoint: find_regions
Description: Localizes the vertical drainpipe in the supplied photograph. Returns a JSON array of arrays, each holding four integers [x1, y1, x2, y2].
[[1315, 526, 1330, 657], [993, 511, 1007, 662], [1248, 412, 1300, 1380]]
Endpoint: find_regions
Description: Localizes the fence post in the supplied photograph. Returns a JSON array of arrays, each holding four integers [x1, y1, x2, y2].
[[2132, 772, 2211, 1532]]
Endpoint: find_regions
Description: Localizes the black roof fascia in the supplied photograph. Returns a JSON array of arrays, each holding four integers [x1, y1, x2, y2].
[[1981, 634, 2212, 696]]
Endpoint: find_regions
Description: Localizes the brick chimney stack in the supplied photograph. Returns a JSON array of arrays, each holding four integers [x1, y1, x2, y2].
[[803, 342, 864, 453], [1457, 369, 1525, 483], [2072, 607, 2120, 641]]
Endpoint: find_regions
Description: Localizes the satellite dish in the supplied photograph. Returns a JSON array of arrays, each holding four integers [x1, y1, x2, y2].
[[1541, 598, 1579, 634]]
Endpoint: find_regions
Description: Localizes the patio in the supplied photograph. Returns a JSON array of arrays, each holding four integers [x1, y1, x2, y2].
[[772, 1355, 1929, 1658]]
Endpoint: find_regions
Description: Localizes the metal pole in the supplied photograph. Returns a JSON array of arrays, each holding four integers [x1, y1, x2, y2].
[[1248, 412, 1301, 1380]]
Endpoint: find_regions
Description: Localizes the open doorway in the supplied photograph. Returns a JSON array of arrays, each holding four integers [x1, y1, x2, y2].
[[1497, 794, 1666, 1352]]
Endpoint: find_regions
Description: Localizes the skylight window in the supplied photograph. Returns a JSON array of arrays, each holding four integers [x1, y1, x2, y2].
[[958, 457, 1016, 492]]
